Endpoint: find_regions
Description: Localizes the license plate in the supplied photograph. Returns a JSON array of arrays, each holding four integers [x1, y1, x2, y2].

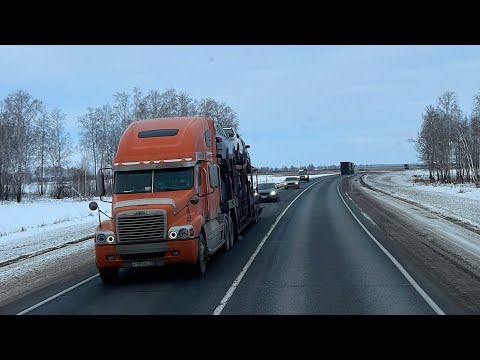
[[261, 196, 267, 199], [131, 260, 155, 268]]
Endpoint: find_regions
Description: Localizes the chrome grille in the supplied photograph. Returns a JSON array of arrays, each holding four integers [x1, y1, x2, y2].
[[116, 209, 167, 242]]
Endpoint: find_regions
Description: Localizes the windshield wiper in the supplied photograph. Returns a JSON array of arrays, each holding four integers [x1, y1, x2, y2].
[[156, 187, 179, 191]]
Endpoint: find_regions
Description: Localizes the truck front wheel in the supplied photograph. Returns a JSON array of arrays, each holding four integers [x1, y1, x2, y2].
[[99, 267, 119, 284], [195, 233, 208, 276]]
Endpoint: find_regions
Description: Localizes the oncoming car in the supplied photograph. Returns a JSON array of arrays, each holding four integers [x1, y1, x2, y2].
[[284, 176, 299, 189], [256, 182, 280, 202]]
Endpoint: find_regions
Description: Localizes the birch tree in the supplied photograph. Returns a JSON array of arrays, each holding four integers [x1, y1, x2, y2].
[[1, 90, 43, 202], [48, 108, 72, 198]]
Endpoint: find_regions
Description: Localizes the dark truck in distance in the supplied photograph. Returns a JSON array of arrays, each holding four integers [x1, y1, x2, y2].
[[298, 169, 310, 182], [340, 161, 354, 175]]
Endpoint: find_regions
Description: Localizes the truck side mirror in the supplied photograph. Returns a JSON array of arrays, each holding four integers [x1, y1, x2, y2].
[[208, 164, 220, 188], [89, 201, 98, 211], [96, 172, 105, 197], [245, 144, 250, 149]]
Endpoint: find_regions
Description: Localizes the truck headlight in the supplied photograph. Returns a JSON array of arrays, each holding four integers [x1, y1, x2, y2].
[[295, 182, 299, 185], [178, 228, 189, 239], [168, 225, 194, 240], [270, 191, 276, 195], [95, 231, 115, 245]]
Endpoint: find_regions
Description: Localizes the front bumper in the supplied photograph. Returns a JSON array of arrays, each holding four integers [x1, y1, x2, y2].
[[95, 238, 199, 269]]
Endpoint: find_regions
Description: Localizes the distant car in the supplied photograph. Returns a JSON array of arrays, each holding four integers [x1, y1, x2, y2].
[[284, 176, 300, 189], [256, 182, 280, 202], [298, 169, 310, 182]]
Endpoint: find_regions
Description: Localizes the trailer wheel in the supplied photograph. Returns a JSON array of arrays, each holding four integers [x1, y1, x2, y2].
[[231, 215, 239, 243], [99, 268, 120, 285], [194, 233, 208, 276], [223, 216, 231, 253], [228, 215, 234, 248]]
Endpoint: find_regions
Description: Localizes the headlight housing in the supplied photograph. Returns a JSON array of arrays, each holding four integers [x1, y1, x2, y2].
[[95, 230, 115, 245], [168, 225, 195, 240]]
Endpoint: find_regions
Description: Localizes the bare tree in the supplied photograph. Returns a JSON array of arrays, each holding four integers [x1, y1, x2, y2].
[[178, 91, 196, 116], [133, 87, 148, 120], [160, 88, 179, 117], [33, 110, 52, 195], [416, 105, 438, 180], [78, 107, 100, 175], [113, 91, 133, 129], [1, 90, 43, 202], [48, 108, 72, 198], [197, 97, 239, 129]]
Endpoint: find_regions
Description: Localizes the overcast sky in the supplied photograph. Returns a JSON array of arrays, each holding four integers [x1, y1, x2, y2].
[[1, 45, 480, 168]]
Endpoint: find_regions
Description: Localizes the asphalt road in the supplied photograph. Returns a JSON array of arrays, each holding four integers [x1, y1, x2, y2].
[[2, 175, 437, 315]]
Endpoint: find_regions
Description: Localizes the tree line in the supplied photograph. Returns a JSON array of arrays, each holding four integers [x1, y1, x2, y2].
[[416, 91, 480, 184], [0, 87, 240, 202]]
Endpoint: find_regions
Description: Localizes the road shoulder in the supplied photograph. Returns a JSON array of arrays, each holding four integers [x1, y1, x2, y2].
[[340, 174, 480, 314]]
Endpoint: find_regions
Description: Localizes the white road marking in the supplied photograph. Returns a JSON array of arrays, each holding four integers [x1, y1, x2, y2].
[[213, 179, 322, 315], [16, 274, 99, 315], [337, 179, 445, 315], [345, 191, 378, 228]]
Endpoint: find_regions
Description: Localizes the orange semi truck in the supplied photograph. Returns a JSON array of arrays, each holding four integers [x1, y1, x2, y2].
[[89, 116, 261, 283]]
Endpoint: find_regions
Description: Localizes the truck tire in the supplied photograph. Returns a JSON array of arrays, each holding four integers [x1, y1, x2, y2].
[[232, 216, 239, 243], [223, 216, 231, 253], [194, 233, 207, 276], [228, 215, 234, 248], [99, 268, 120, 285]]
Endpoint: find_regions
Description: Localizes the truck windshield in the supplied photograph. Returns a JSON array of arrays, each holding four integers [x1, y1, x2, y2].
[[114, 167, 193, 194]]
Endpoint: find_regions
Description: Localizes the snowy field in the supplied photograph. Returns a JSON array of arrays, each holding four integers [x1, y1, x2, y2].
[[363, 170, 480, 230], [0, 198, 107, 264], [359, 169, 480, 272], [0, 198, 101, 236]]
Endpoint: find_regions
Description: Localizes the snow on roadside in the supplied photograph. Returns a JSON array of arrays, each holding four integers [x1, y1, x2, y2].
[[0, 198, 104, 237], [0, 240, 96, 308], [357, 183, 480, 270], [0, 197, 110, 263], [364, 170, 480, 230], [0, 220, 97, 264]]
